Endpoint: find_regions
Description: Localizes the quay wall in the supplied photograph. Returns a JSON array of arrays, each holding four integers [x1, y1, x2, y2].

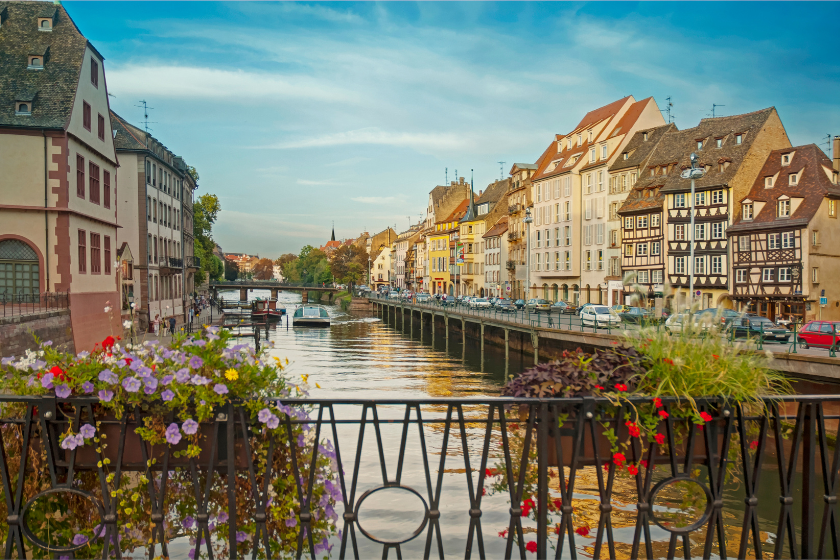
[[0, 309, 75, 356]]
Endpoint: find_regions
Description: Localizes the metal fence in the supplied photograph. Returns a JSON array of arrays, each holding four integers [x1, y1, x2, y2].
[[0, 292, 69, 318], [0, 395, 837, 559]]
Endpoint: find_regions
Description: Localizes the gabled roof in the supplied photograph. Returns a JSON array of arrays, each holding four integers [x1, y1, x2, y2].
[[476, 178, 510, 206], [572, 96, 632, 133], [728, 144, 840, 232], [483, 216, 509, 238], [110, 111, 147, 150], [610, 123, 677, 173], [0, 1, 88, 129]]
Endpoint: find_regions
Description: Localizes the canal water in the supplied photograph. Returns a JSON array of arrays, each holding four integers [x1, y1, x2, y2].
[[223, 289, 827, 559]]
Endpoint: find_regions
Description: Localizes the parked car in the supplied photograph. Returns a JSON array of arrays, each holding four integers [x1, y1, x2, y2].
[[580, 305, 620, 329], [513, 299, 526, 310], [696, 308, 746, 329], [439, 295, 456, 307], [416, 293, 431, 303], [576, 302, 596, 316], [728, 316, 791, 343], [619, 307, 653, 325], [526, 299, 551, 312], [611, 304, 630, 314], [471, 298, 491, 309], [388, 292, 401, 300], [797, 320, 840, 349], [550, 301, 576, 314], [496, 300, 517, 313]]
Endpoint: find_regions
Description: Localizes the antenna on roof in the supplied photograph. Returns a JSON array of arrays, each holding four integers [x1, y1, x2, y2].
[[445, 167, 448, 185], [711, 104, 725, 118], [498, 161, 506, 180], [135, 100, 156, 133], [659, 96, 674, 123], [819, 134, 832, 158]]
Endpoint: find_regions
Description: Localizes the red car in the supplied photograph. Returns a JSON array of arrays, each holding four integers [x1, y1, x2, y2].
[[797, 321, 840, 349]]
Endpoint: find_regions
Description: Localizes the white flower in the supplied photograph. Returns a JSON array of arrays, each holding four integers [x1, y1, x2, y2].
[[765, 349, 774, 359], [123, 320, 132, 329], [104, 306, 111, 313], [130, 302, 136, 309]]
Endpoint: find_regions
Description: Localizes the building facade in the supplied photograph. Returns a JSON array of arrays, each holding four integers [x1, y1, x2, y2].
[[506, 164, 538, 300], [0, 2, 122, 351], [483, 217, 508, 298]]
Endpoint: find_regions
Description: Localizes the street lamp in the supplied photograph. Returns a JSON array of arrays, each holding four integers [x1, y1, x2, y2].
[[368, 256, 372, 289], [680, 152, 706, 308], [523, 206, 533, 300]]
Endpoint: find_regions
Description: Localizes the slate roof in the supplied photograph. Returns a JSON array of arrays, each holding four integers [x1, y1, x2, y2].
[[483, 216, 509, 238], [110, 111, 147, 150], [0, 1, 88, 129], [437, 199, 469, 226], [728, 144, 840, 233], [609, 123, 677, 173], [476, 178, 510, 206]]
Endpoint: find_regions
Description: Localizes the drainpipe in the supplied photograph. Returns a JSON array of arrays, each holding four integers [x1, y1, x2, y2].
[[833, 136, 840, 173], [43, 131, 50, 292]]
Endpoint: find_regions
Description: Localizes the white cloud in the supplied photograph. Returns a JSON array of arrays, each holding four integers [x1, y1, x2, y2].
[[261, 127, 472, 152], [351, 196, 402, 205], [325, 157, 371, 167]]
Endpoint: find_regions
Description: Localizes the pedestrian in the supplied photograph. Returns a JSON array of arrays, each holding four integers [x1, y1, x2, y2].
[[189, 305, 195, 325], [169, 316, 176, 335], [153, 314, 160, 335]]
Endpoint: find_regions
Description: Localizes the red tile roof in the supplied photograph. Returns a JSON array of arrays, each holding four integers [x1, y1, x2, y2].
[[483, 216, 509, 238]]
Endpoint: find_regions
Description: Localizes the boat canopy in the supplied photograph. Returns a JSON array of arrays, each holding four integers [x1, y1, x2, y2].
[[293, 306, 329, 318]]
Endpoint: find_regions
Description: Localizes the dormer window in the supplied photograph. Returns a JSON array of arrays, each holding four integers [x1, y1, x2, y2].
[[15, 102, 31, 116], [643, 132, 648, 141], [735, 134, 743, 144], [790, 172, 798, 185], [589, 148, 596, 163], [778, 197, 791, 218], [601, 144, 607, 159], [765, 176, 774, 188], [742, 201, 754, 220], [623, 152, 628, 160], [577, 134, 582, 147], [697, 140, 704, 150], [28, 56, 43, 69], [38, 18, 52, 31], [715, 138, 723, 148], [91, 58, 99, 88], [588, 130, 593, 142], [782, 153, 791, 166]]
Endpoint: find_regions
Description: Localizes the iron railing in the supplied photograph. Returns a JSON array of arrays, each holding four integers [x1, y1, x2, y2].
[[0, 396, 837, 559], [0, 292, 69, 318], [507, 231, 520, 242], [185, 255, 201, 269], [168, 257, 183, 269]]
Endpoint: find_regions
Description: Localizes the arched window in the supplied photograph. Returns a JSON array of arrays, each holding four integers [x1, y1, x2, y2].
[[542, 283, 548, 299], [0, 239, 39, 298], [552, 284, 559, 302], [18, 103, 29, 113], [584, 284, 591, 304], [40, 19, 51, 28], [571, 284, 579, 305], [562, 284, 568, 301]]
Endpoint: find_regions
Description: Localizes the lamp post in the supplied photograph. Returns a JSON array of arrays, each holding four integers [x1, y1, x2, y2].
[[368, 256, 371, 289], [524, 207, 533, 300], [681, 153, 706, 308]]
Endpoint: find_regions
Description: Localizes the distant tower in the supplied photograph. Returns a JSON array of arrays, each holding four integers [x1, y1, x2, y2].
[[331, 221, 335, 242]]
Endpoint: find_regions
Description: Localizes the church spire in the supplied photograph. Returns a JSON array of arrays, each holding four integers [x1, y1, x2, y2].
[[331, 221, 335, 242]]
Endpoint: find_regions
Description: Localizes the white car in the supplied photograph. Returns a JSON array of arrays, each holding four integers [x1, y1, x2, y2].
[[581, 305, 620, 329], [388, 292, 401, 300], [470, 298, 491, 309], [664, 313, 716, 334]]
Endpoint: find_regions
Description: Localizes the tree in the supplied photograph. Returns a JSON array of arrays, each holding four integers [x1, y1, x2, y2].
[[224, 259, 239, 281], [193, 193, 221, 280], [253, 258, 274, 280], [345, 262, 363, 288], [330, 244, 367, 290], [209, 255, 224, 281], [275, 254, 297, 268], [281, 246, 332, 285]]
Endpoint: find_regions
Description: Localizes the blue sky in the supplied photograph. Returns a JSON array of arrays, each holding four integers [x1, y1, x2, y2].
[[66, 1, 840, 258]]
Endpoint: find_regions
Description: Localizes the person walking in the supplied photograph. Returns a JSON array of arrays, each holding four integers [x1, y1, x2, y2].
[[153, 314, 160, 335], [169, 316, 176, 336]]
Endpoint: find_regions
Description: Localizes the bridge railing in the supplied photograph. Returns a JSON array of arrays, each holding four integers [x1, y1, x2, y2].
[[211, 281, 338, 289]]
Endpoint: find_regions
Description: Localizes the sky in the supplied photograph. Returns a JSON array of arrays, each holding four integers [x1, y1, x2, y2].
[[65, 1, 840, 259]]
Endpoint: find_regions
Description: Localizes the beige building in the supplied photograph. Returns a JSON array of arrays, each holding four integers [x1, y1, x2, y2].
[[0, 1, 122, 351], [506, 163, 539, 299], [110, 112, 198, 331]]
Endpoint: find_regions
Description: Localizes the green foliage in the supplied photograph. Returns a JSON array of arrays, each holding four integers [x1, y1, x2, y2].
[[193, 193, 221, 279], [224, 258, 239, 281], [282, 245, 332, 284], [329, 244, 367, 289], [209, 255, 224, 281]]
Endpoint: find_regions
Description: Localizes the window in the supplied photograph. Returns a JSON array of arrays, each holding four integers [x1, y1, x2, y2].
[[624, 244, 633, 257], [779, 267, 791, 282], [83, 101, 91, 131], [89, 162, 100, 204], [812, 230, 820, 246], [585, 250, 591, 271], [638, 270, 649, 284], [625, 217, 633, 230], [675, 224, 686, 241], [695, 223, 707, 241], [536, 230, 541, 249], [651, 241, 661, 255], [739, 235, 750, 251], [812, 267, 819, 283], [695, 192, 706, 206], [712, 222, 724, 239], [765, 176, 774, 188], [555, 203, 560, 222], [590, 148, 596, 163], [675, 256, 686, 274], [830, 200, 837, 218], [78, 230, 86, 273], [28, 55, 43, 69], [76, 155, 85, 198], [585, 199, 592, 220], [762, 268, 774, 283], [97, 114, 105, 141], [716, 138, 723, 148], [782, 231, 794, 249], [596, 223, 605, 245], [674, 194, 686, 208], [778, 199, 791, 218], [91, 58, 99, 87], [743, 203, 753, 220], [146, 161, 151, 184], [535, 253, 541, 271], [712, 190, 724, 205], [695, 256, 706, 274], [536, 184, 541, 202], [104, 236, 111, 275], [564, 226, 571, 246], [637, 243, 648, 256], [564, 177, 571, 197], [736, 269, 747, 283], [38, 18, 53, 30], [637, 216, 648, 229], [736, 134, 742, 144], [602, 144, 607, 159], [697, 140, 703, 150], [564, 201, 571, 221], [555, 252, 561, 271], [653, 270, 663, 284], [583, 225, 591, 246], [711, 256, 722, 275], [565, 251, 571, 270], [651, 214, 660, 227], [782, 154, 791, 166], [147, 197, 151, 220], [555, 227, 560, 247], [768, 233, 780, 249], [103, 171, 110, 209]]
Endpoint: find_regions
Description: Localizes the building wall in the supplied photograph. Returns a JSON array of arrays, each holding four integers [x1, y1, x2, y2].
[[0, 310, 75, 357], [807, 198, 840, 320]]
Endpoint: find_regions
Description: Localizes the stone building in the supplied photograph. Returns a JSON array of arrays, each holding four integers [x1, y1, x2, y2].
[[506, 163, 538, 299], [728, 143, 840, 322], [483, 216, 509, 298], [0, 1, 122, 351]]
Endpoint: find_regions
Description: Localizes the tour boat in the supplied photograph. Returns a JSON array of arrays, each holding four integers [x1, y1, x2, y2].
[[251, 299, 285, 320], [292, 305, 331, 327]]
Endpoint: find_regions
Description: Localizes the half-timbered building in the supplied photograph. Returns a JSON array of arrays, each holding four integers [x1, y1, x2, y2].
[[657, 108, 791, 309], [727, 144, 840, 322]]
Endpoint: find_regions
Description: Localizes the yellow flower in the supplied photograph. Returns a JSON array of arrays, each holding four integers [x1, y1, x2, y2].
[[301, 374, 309, 384], [315, 383, 321, 389], [225, 369, 239, 381]]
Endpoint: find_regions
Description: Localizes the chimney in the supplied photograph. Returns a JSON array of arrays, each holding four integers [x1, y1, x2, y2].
[[460, 177, 465, 184], [834, 136, 840, 172], [479, 190, 483, 196]]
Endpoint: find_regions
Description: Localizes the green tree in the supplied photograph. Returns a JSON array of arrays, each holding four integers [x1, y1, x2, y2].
[[330, 244, 367, 290], [193, 193, 221, 280], [209, 255, 224, 281], [224, 259, 239, 281]]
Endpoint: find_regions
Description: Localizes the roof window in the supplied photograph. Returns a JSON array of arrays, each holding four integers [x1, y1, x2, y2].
[[790, 172, 799, 185], [696, 140, 704, 150], [643, 132, 648, 141], [715, 138, 723, 148], [28, 56, 43, 69], [782, 153, 792, 166], [765, 176, 774, 188], [735, 134, 743, 144], [15, 101, 32, 116], [622, 152, 628, 160], [37, 18, 52, 31]]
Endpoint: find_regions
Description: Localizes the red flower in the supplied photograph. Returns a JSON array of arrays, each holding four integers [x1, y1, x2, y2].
[[627, 465, 639, 475], [526, 541, 538, 553], [658, 410, 669, 419], [102, 336, 116, 350], [640, 459, 648, 468], [712, 354, 719, 360], [699, 411, 713, 423], [614, 384, 628, 392], [653, 397, 663, 408], [49, 365, 67, 382], [509, 423, 519, 431], [555, 524, 562, 535], [613, 452, 626, 467], [575, 526, 590, 537], [663, 358, 674, 366], [521, 498, 536, 517], [749, 440, 759, 450], [553, 498, 563, 510], [625, 421, 640, 438], [594, 385, 605, 390], [482, 487, 487, 496], [603, 463, 610, 471], [498, 529, 508, 538], [655, 433, 665, 445], [485, 468, 496, 478], [124, 358, 133, 366]]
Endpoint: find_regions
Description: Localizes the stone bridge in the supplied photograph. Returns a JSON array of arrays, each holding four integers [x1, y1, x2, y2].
[[209, 281, 340, 303]]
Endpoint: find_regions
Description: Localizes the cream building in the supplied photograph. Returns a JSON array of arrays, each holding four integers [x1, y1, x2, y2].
[[529, 96, 665, 304], [0, 2, 122, 351], [483, 217, 509, 297]]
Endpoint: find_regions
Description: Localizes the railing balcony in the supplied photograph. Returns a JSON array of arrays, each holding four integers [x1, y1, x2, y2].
[[509, 203, 522, 214], [185, 255, 201, 269], [506, 260, 517, 270], [507, 231, 520, 242]]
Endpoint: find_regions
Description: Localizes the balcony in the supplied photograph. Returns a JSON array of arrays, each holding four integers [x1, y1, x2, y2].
[[508, 203, 522, 214], [158, 257, 183, 273], [507, 231, 520, 242], [506, 260, 517, 271], [185, 255, 201, 270]]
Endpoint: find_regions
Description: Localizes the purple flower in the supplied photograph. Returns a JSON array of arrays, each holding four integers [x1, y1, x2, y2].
[[194, 340, 207, 347], [182, 419, 199, 435], [60, 434, 80, 450], [217, 511, 229, 524], [98, 389, 114, 402], [183, 516, 195, 530], [266, 415, 280, 430], [213, 383, 228, 396], [55, 384, 71, 399], [188, 356, 204, 370], [99, 369, 118, 384], [161, 389, 175, 402], [258, 408, 273, 423], [191, 375, 209, 386], [41, 373, 54, 390], [144, 377, 159, 392], [161, 374, 174, 386], [82, 381, 95, 394], [72, 533, 88, 545], [1, 356, 15, 366], [80, 424, 96, 439], [122, 377, 141, 393], [42, 340, 53, 347], [206, 333, 220, 341], [175, 368, 191, 383], [165, 423, 182, 445], [236, 531, 248, 543], [285, 517, 297, 528], [187, 548, 196, 560]]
